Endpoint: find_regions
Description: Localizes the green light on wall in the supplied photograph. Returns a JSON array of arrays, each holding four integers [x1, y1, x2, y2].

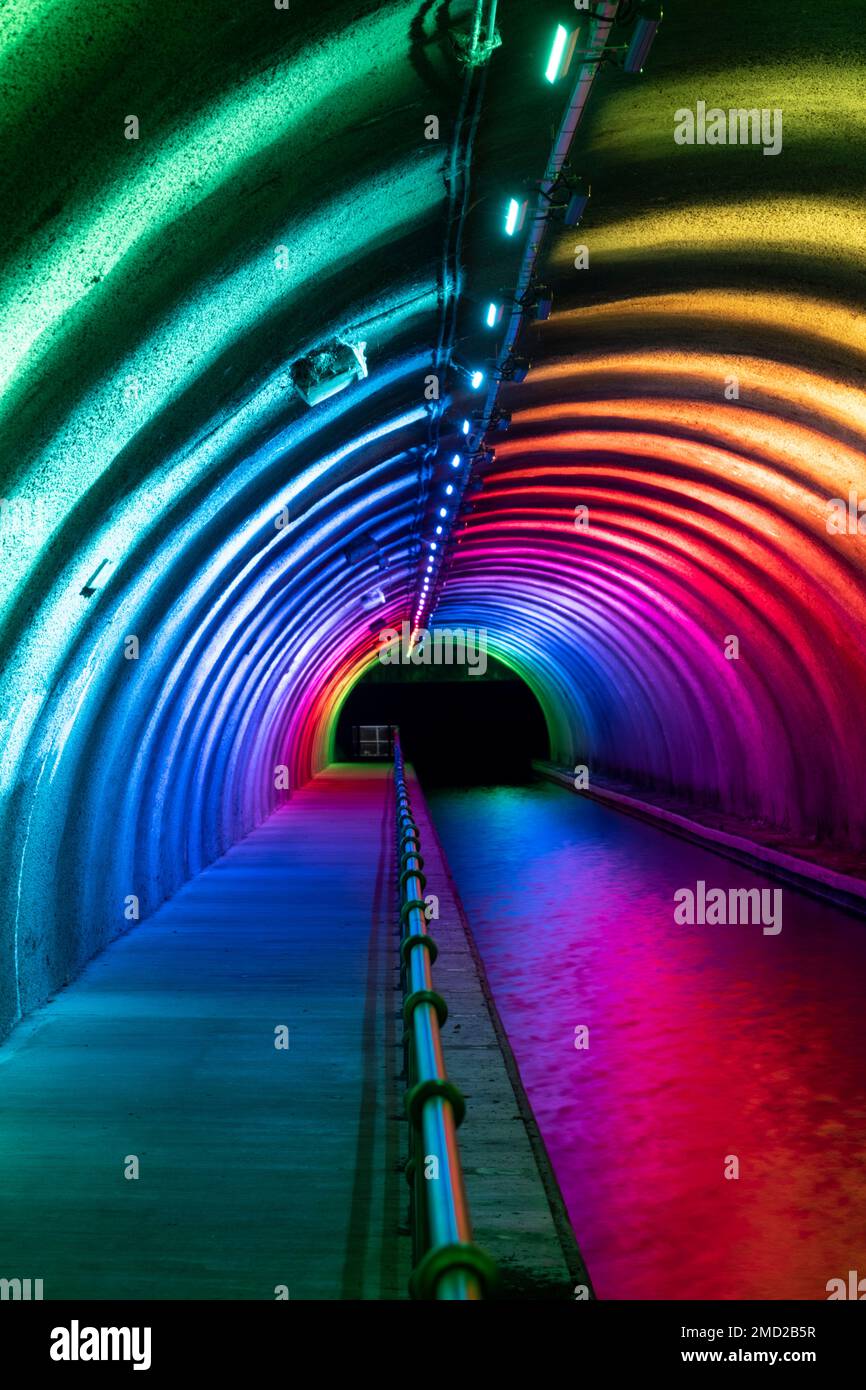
[[545, 25, 571, 83]]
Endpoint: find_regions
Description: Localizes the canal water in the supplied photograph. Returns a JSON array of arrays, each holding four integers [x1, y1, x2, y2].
[[427, 779, 866, 1301]]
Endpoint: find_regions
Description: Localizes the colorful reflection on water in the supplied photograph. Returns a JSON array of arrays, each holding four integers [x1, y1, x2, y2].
[[429, 781, 866, 1300]]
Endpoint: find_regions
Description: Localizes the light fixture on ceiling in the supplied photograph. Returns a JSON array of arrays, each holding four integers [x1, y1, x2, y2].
[[563, 179, 590, 227], [504, 197, 527, 237], [623, 3, 662, 74], [533, 285, 554, 320], [545, 24, 577, 83], [452, 358, 485, 391], [536, 171, 591, 227]]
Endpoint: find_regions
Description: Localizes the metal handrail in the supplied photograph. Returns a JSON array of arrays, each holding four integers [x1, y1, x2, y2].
[[393, 732, 498, 1300]]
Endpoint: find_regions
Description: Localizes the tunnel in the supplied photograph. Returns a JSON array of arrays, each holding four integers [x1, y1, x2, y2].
[[1, 0, 866, 1333]]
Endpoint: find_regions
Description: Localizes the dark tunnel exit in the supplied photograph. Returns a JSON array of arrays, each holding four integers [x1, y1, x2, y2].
[[335, 654, 549, 786]]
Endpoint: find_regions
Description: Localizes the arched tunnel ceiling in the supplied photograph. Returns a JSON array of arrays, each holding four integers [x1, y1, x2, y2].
[[1, 0, 865, 1035], [438, 0, 866, 844]]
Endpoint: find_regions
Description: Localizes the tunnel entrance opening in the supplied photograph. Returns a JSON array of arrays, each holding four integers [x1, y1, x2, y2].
[[335, 655, 548, 787]]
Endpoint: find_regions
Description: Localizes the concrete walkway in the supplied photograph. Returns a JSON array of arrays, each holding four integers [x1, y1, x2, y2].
[[0, 766, 408, 1300]]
